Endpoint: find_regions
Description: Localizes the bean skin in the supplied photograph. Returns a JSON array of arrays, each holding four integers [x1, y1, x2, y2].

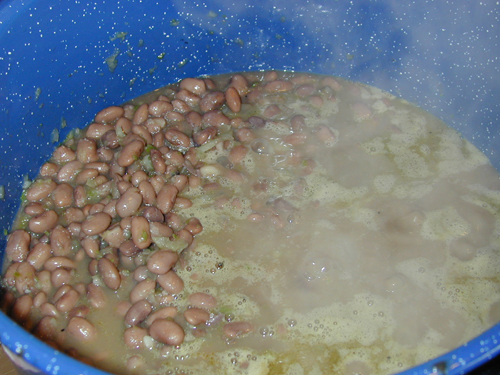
[[6, 229, 30, 262], [200, 91, 225, 112], [223, 322, 253, 338], [24, 202, 45, 216], [145, 306, 177, 326], [177, 229, 193, 246], [95, 106, 124, 124], [164, 128, 191, 149], [116, 117, 133, 135], [40, 302, 59, 318], [157, 184, 178, 214], [100, 224, 125, 248], [52, 183, 74, 207], [225, 87, 242, 113], [117, 139, 145, 168], [26, 179, 57, 202], [124, 326, 148, 349], [130, 279, 156, 304], [57, 160, 83, 182], [44, 256, 76, 272], [28, 210, 58, 234], [53, 145, 76, 163], [98, 257, 121, 290], [51, 268, 72, 288], [81, 236, 100, 259], [188, 292, 217, 310], [184, 217, 203, 236], [230, 74, 249, 95], [81, 212, 112, 236], [157, 270, 184, 294], [174, 197, 192, 210], [15, 262, 36, 295], [87, 283, 107, 308], [50, 225, 72, 256], [131, 216, 152, 250], [149, 319, 185, 346], [55, 288, 79, 313], [201, 110, 230, 127], [149, 100, 173, 117], [147, 250, 178, 275], [138, 180, 156, 205], [149, 222, 174, 238], [125, 300, 152, 326], [184, 307, 210, 326], [170, 175, 188, 193], [13, 294, 33, 324], [67, 317, 97, 341], [142, 207, 165, 223], [119, 240, 140, 257], [33, 291, 48, 308], [116, 187, 143, 218], [175, 89, 201, 108], [264, 80, 294, 92], [86, 123, 114, 139], [193, 126, 217, 146], [76, 138, 98, 164]]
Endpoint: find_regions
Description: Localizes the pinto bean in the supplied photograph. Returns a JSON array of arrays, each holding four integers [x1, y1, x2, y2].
[[26, 179, 57, 202], [116, 187, 143, 217], [118, 139, 145, 168], [119, 240, 140, 257], [67, 317, 97, 341], [53, 284, 72, 302], [76, 138, 98, 164], [184, 308, 210, 326], [116, 117, 133, 135], [177, 229, 193, 246], [86, 123, 114, 139], [157, 184, 178, 214], [81, 212, 112, 236], [55, 288, 79, 313], [24, 202, 45, 216], [145, 306, 177, 326], [175, 89, 200, 108], [125, 300, 152, 326], [13, 294, 33, 324], [95, 106, 124, 124], [149, 100, 173, 117], [200, 91, 225, 112], [51, 267, 72, 288], [147, 250, 178, 275], [165, 212, 184, 231], [184, 218, 203, 235], [133, 265, 150, 282], [149, 222, 174, 238], [6, 229, 30, 262], [44, 256, 76, 272], [124, 326, 148, 349], [69, 305, 90, 319], [164, 128, 191, 149], [228, 144, 248, 165], [188, 292, 217, 310], [186, 111, 202, 129], [234, 128, 256, 143], [180, 77, 206, 95], [98, 257, 121, 290], [53, 145, 76, 163], [264, 80, 293, 92], [100, 225, 125, 248], [166, 111, 185, 122], [172, 99, 190, 114], [57, 160, 83, 182], [151, 149, 166, 174], [284, 133, 307, 146], [49, 225, 71, 256], [132, 103, 149, 125], [52, 183, 74, 208], [223, 322, 253, 338], [149, 319, 185, 346], [131, 216, 152, 250], [132, 124, 153, 144], [130, 279, 156, 304], [174, 197, 192, 210], [29, 210, 58, 234], [27, 243, 51, 270], [81, 236, 100, 259], [201, 110, 230, 127], [36, 270, 52, 294], [225, 87, 242, 113], [87, 283, 106, 308], [193, 126, 217, 146], [230, 74, 249, 95], [33, 291, 48, 308], [142, 207, 164, 223], [157, 270, 184, 294], [131, 171, 148, 186], [162, 148, 184, 167], [14, 262, 36, 295]]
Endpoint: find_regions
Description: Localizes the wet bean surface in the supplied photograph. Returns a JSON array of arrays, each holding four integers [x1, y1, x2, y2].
[[2, 71, 500, 375]]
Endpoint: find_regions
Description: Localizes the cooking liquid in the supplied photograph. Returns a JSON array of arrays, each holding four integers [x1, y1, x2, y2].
[[2, 71, 500, 375]]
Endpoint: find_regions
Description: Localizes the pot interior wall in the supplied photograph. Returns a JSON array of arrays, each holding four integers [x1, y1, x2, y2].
[[0, 1, 499, 374]]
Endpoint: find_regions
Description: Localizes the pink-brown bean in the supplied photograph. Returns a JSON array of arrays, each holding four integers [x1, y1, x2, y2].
[[200, 91, 225, 112], [75, 168, 99, 185], [149, 222, 174, 238], [174, 197, 192, 210], [85, 162, 110, 174], [234, 128, 256, 143], [67, 317, 97, 341], [170, 174, 188, 193], [149, 319, 185, 346], [225, 86, 242, 113], [87, 283, 106, 308], [28, 210, 58, 234], [201, 110, 230, 127], [149, 100, 173, 117], [51, 267, 72, 288], [142, 207, 164, 223], [26, 179, 57, 202], [57, 160, 84, 183], [157, 184, 178, 214], [98, 257, 121, 290], [81, 212, 112, 236], [157, 270, 184, 294], [223, 322, 253, 338], [185, 111, 202, 129], [130, 279, 155, 304], [180, 77, 206, 95], [33, 291, 48, 308], [151, 149, 166, 174], [53, 145, 76, 163], [100, 224, 125, 248], [230, 74, 249, 95], [117, 139, 145, 168], [36, 270, 52, 294], [15, 262, 36, 295], [132, 124, 153, 145], [52, 284, 72, 302], [149, 175, 165, 194], [26, 242, 52, 270], [133, 265, 150, 282], [228, 144, 248, 164], [131, 216, 152, 250], [165, 212, 183, 231], [166, 111, 184, 122], [24, 202, 45, 216], [133, 103, 149, 125], [38, 163, 58, 177], [193, 126, 217, 146], [264, 80, 293, 92], [124, 326, 148, 349], [184, 217, 203, 235], [147, 250, 178, 275], [88, 259, 98, 276], [6, 229, 30, 262], [52, 183, 73, 208], [13, 294, 33, 324], [98, 147, 114, 161], [95, 106, 124, 124], [188, 292, 217, 310], [138, 180, 156, 205], [56, 288, 79, 313], [76, 138, 98, 164], [44, 256, 76, 272], [184, 307, 210, 326], [125, 300, 152, 326], [119, 240, 140, 257], [116, 187, 143, 217], [116, 117, 133, 135], [162, 148, 185, 167], [81, 236, 100, 259], [175, 89, 200, 108], [177, 229, 193, 246], [164, 128, 191, 149], [50, 225, 72, 256], [172, 99, 190, 114], [86, 123, 114, 139], [69, 305, 90, 319], [145, 306, 177, 326], [144, 118, 166, 135], [65, 207, 85, 224]]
